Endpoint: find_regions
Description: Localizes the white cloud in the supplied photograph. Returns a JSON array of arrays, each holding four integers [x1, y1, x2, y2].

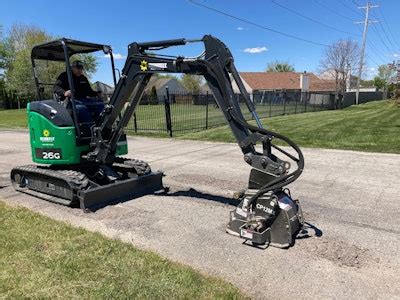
[[243, 46, 268, 54], [237, 27, 244, 31], [103, 53, 126, 60], [370, 67, 375, 71], [393, 53, 400, 57]]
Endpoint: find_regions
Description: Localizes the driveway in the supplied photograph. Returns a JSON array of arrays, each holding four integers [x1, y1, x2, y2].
[[1, 130, 399, 299]]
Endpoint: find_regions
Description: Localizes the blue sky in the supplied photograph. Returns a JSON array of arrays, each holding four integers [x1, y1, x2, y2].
[[1, 0, 399, 84]]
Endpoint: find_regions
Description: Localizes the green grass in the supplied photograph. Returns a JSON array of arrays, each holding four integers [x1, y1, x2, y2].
[[180, 100, 400, 153], [0, 100, 398, 153], [133, 103, 307, 131], [0, 109, 27, 128], [0, 201, 243, 298]]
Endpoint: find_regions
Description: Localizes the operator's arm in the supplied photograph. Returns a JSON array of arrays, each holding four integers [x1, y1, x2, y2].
[[53, 72, 69, 98]]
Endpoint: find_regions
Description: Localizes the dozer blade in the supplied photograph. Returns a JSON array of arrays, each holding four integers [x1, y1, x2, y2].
[[78, 171, 164, 210]]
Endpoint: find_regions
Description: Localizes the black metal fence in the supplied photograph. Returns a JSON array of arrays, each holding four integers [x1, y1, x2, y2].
[[127, 88, 335, 136]]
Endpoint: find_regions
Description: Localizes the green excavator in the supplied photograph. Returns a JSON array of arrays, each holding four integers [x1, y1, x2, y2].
[[11, 35, 305, 248]]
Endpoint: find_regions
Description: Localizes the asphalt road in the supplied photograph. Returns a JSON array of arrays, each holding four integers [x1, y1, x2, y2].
[[1, 130, 399, 299]]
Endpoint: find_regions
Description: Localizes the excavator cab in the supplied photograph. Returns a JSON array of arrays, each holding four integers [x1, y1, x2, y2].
[[29, 39, 128, 164]]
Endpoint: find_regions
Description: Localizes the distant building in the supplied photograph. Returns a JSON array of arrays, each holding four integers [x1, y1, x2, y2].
[[144, 77, 186, 99], [94, 81, 114, 101], [319, 69, 358, 91], [236, 72, 336, 93]]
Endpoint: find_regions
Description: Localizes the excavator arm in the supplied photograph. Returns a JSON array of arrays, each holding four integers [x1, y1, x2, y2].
[[87, 35, 305, 247], [89, 35, 303, 189]]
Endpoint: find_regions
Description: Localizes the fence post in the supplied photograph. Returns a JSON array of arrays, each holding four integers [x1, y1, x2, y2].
[[205, 92, 209, 129], [295, 97, 298, 114], [133, 112, 138, 133], [269, 94, 272, 117], [164, 86, 173, 137], [304, 92, 307, 112], [314, 94, 316, 112], [283, 97, 286, 115]]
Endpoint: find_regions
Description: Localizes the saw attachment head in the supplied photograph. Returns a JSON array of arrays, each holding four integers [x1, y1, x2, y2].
[[226, 189, 304, 248]]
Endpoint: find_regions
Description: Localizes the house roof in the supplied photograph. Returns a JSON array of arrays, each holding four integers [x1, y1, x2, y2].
[[144, 77, 186, 93], [94, 81, 114, 94], [239, 72, 336, 92]]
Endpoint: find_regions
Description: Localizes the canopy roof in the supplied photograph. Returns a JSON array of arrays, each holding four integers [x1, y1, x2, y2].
[[31, 38, 109, 61]]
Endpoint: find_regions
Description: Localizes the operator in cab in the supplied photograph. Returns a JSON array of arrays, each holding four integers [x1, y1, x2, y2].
[[54, 60, 101, 100], [53, 60, 103, 123]]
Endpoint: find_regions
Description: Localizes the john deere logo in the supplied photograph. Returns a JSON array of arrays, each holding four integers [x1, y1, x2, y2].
[[43, 129, 50, 137], [140, 60, 148, 71]]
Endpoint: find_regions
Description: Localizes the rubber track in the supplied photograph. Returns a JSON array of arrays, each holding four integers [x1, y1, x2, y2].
[[113, 157, 151, 176], [11, 165, 90, 206], [12, 165, 89, 187]]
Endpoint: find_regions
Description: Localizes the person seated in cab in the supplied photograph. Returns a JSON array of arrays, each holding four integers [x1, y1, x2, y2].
[[53, 60, 103, 122]]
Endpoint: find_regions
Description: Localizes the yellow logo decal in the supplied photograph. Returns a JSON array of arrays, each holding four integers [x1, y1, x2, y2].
[[43, 129, 50, 137], [140, 60, 148, 71]]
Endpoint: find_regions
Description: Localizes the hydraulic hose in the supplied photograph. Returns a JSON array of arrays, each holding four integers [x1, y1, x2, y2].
[[229, 111, 304, 206]]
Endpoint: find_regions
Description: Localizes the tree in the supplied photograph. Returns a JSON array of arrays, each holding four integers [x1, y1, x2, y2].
[[372, 64, 394, 91], [373, 76, 386, 91], [70, 54, 98, 78], [266, 60, 295, 72], [181, 74, 203, 94], [149, 86, 158, 104], [3, 24, 98, 102], [360, 79, 374, 87], [0, 25, 7, 72], [319, 39, 360, 94]]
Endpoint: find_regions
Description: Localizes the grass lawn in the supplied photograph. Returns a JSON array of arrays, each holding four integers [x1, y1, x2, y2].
[[0, 109, 27, 128], [180, 100, 400, 153], [0, 201, 243, 298], [133, 102, 313, 131], [0, 100, 398, 153]]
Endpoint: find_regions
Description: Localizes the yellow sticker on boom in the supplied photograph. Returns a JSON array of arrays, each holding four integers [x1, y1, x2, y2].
[[140, 60, 148, 71]]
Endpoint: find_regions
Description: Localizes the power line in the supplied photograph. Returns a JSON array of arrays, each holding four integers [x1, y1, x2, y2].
[[370, 23, 392, 53], [312, 0, 354, 22], [313, 0, 356, 22], [371, 10, 399, 51], [376, 7, 400, 50], [187, 0, 329, 47], [270, 0, 360, 37], [367, 42, 388, 64], [338, 0, 364, 17], [366, 54, 382, 67]]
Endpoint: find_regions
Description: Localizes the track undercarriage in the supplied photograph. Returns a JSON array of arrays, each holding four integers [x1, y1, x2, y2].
[[11, 158, 164, 211]]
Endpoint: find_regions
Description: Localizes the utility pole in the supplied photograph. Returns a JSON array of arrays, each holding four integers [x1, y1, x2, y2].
[[355, 2, 378, 105]]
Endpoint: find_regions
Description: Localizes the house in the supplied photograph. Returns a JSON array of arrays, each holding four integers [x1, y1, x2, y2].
[[94, 81, 114, 101], [236, 72, 336, 93], [144, 77, 186, 98], [319, 69, 358, 91], [226, 72, 336, 105]]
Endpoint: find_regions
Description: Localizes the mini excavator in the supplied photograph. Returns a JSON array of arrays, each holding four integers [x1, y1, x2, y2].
[[11, 35, 305, 248]]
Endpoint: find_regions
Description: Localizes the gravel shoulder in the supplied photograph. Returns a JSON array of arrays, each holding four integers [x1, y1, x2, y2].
[[1, 130, 399, 299]]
